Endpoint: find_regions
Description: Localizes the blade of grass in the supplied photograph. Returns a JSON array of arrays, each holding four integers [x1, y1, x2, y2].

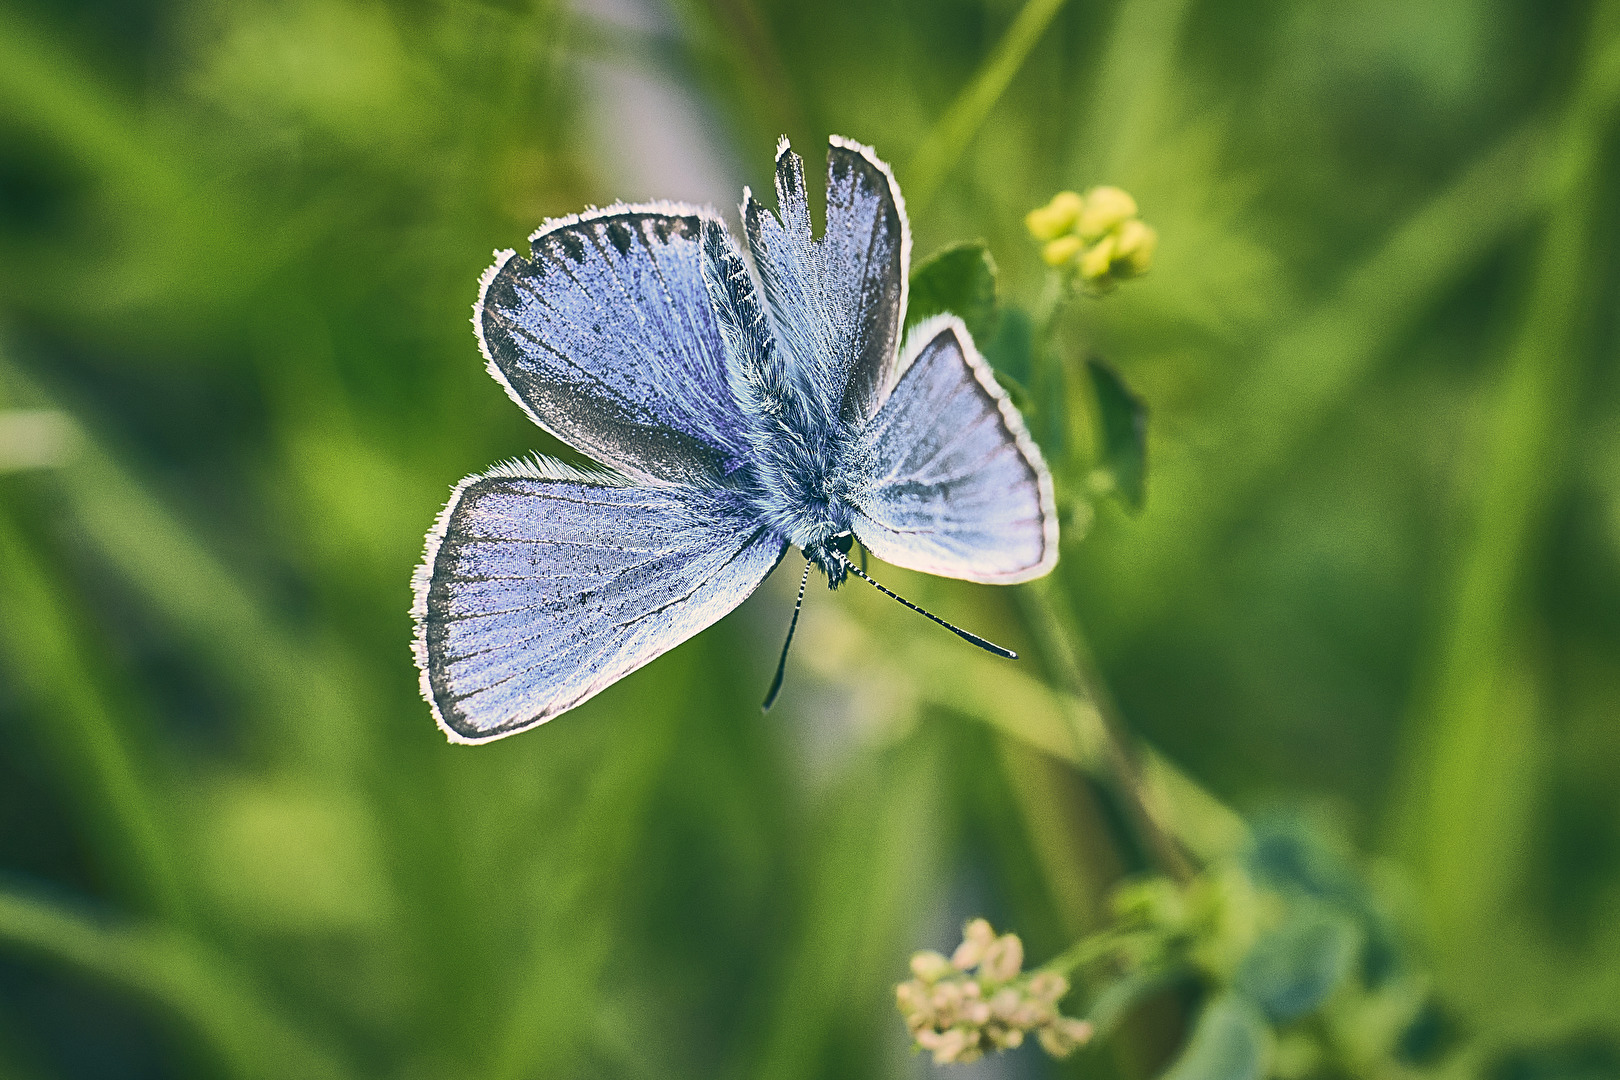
[[0, 886, 351, 1080], [0, 508, 184, 922], [486, 665, 694, 1080], [1074, 0, 1200, 178], [746, 735, 944, 1080], [905, 0, 1072, 211], [1393, 0, 1620, 970]]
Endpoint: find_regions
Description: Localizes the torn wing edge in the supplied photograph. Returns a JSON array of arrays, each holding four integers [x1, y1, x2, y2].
[[827, 134, 913, 414], [864, 312, 1060, 585], [743, 136, 914, 416]]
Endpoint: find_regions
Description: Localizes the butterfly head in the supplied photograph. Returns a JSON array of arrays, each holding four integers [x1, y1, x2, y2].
[[803, 531, 856, 588]]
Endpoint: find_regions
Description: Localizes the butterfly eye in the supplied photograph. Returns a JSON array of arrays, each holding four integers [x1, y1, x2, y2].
[[831, 532, 856, 555]]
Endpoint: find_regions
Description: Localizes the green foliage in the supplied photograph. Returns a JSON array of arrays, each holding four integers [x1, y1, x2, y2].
[[1160, 995, 1271, 1080], [1085, 358, 1149, 513], [1235, 906, 1358, 1022], [905, 241, 1000, 344], [2, 0, 1620, 1076]]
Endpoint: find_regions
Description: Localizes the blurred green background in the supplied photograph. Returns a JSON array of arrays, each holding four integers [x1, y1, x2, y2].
[[1, 0, 1619, 1076]]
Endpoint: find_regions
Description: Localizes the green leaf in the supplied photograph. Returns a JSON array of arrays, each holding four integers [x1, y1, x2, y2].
[[982, 305, 1034, 388], [1160, 993, 1271, 1080], [1086, 358, 1148, 513], [905, 241, 999, 344], [1236, 907, 1360, 1022]]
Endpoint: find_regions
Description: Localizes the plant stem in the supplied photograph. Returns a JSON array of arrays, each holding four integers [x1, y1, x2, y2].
[[1393, 0, 1620, 961], [1038, 926, 1142, 978], [1014, 580, 1196, 884]]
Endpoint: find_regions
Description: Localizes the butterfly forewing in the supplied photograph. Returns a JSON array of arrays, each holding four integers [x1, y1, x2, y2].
[[414, 461, 786, 742], [478, 204, 751, 485], [742, 137, 908, 427], [847, 317, 1058, 584]]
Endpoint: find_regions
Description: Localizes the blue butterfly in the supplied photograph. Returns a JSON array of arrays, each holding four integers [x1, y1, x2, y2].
[[412, 136, 1058, 743]]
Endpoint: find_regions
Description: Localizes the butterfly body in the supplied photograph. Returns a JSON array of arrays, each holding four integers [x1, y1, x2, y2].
[[413, 136, 1058, 743]]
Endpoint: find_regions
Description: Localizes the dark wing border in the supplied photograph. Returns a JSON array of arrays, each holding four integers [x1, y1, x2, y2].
[[855, 314, 1060, 584], [826, 134, 912, 421], [473, 199, 741, 484]]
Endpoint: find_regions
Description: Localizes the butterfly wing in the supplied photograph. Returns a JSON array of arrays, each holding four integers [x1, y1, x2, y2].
[[742, 136, 909, 428], [412, 459, 786, 742], [478, 203, 751, 485], [846, 316, 1058, 584]]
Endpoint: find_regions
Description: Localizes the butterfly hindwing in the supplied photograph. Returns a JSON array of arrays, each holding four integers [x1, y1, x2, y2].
[[413, 459, 786, 742], [478, 204, 751, 485], [847, 316, 1058, 584]]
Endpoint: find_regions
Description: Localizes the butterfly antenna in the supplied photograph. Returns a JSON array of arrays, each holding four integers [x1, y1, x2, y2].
[[832, 552, 1017, 659], [762, 560, 814, 711]]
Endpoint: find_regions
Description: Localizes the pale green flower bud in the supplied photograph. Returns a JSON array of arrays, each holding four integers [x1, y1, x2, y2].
[[980, 934, 1025, 984], [988, 987, 1023, 1020], [910, 950, 953, 983], [896, 980, 934, 1030], [1025, 190, 1084, 241], [1077, 186, 1138, 241], [931, 1027, 972, 1064], [1026, 971, 1070, 1002], [931, 980, 964, 1022], [1037, 1016, 1096, 1058], [952, 918, 996, 970], [1014, 998, 1054, 1028]]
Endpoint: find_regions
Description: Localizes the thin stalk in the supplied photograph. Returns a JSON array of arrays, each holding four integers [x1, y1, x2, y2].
[[1038, 926, 1143, 978], [906, 0, 1072, 211], [1014, 579, 1196, 884]]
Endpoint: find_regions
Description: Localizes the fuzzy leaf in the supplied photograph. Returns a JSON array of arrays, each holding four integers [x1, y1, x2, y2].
[[1237, 907, 1360, 1022], [1160, 994, 1271, 1080], [1086, 358, 1148, 512], [906, 241, 999, 344]]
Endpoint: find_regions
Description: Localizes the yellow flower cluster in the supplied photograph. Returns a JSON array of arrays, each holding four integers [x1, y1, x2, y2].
[[1026, 187, 1157, 292], [896, 918, 1094, 1065]]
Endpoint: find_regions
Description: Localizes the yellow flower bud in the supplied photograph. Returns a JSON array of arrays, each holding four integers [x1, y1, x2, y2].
[[1112, 218, 1158, 276], [1077, 186, 1137, 241], [1025, 190, 1084, 241], [1041, 234, 1085, 268], [1078, 234, 1116, 282]]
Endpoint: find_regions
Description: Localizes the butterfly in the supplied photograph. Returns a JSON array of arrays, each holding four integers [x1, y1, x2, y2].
[[412, 135, 1058, 743]]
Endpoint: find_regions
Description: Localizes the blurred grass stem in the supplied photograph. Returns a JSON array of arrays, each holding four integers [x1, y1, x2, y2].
[[906, 0, 1071, 211], [1015, 579, 1196, 884], [0, 511, 185, 922], [1396, 0, 1620, 962]]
